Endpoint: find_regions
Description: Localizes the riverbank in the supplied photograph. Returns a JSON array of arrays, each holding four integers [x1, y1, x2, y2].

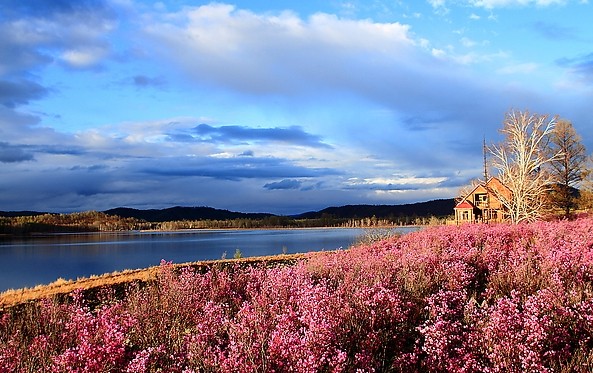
[[0, 253, 307, 309], [1, 227, 410, 293]]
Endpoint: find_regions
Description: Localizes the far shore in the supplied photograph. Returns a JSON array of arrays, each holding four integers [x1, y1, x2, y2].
[[1, 224, 420, 238]]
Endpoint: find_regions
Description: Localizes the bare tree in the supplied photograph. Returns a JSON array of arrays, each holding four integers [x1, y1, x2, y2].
[[546, 119, 588, 218], [489, 110, 559, 223]]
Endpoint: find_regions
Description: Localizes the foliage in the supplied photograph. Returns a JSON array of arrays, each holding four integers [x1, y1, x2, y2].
[[0, 211, 148, 235], [0, 211, 450, 236], [3, 219, 593, 371]]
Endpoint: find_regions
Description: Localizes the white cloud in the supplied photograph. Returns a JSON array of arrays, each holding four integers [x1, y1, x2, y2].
[[428, 0, 448, 7], [497, 62, 539, 74], [427, 0, 569, 9], [347, 175, 447, 187], [140, 3, 508, 122], [61, 47, 109, 68], [432, 48, 447, 58], [470, 0, 567, 8], [143, 3, 416, 88], [461, 37, 477, 48], [428, 0, 450, 13], [132, 3, 564, 184]]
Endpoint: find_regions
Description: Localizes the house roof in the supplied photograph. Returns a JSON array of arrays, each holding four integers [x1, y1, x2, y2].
[[484, 176, 512, 195], [455, 200, 475, 209]]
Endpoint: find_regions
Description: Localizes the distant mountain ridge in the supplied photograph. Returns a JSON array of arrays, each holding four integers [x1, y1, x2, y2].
[[0, 198, 455, 222], [294, 199, 455, 220], [0, 211, 48, 218], [103, 206, 274, 222], [105, 199, 455, 222]]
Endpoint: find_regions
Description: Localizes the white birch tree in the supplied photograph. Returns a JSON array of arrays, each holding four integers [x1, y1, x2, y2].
[[489, 110, 559, 223]]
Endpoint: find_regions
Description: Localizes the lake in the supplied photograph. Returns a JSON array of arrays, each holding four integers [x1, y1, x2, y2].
[[0, 227, 417, 292]]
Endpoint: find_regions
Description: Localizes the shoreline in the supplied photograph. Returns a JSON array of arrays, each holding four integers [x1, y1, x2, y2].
[[0, 253, 311, 310], [0, 226, 421, 308]]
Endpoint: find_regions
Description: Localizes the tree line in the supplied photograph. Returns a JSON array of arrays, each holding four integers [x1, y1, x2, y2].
[[0, 211, 449, 236], [0, 211, 147, 235]]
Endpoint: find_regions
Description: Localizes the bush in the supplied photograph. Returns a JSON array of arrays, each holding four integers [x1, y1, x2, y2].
[[3, 219, 593, 371]]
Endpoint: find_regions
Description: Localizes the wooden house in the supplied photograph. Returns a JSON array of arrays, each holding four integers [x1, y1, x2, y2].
[[454, 177, 512, 224]]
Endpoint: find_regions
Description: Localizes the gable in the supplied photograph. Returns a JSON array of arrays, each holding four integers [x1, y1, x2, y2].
[[486, 177, 511, 195], [456, 177, 511, 210]]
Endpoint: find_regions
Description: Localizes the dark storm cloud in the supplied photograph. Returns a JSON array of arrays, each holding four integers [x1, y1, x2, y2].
[[0, 0, 113, 18], [263, 179, 302, 190], [36, 145, 87, 156], [0, 141, 95, 163], [193, 124, 333, 148], [0, 80, 48, 108], [0, 142, 34, 163], [140, 156, 339, 181], [0, 163, 141, 212], [69, 164, 109, 172]]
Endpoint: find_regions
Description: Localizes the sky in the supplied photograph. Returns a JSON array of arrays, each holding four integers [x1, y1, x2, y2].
[[1, 0, 592, 215]]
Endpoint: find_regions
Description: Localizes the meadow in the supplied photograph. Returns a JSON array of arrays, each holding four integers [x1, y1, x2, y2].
[[2, 218, 593, 372]]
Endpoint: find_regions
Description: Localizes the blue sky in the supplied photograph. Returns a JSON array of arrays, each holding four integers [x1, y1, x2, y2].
[[1, 0, 592, 214]]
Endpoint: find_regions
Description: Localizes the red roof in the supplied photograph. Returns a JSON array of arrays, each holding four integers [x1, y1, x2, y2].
[[455, 200, 474, 209]]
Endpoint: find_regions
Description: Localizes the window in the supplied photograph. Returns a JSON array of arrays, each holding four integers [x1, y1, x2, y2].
[[475, 193, 488, 205]]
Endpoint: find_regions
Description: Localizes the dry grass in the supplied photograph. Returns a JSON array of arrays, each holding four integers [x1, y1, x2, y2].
[[0, 253, 307, 309]]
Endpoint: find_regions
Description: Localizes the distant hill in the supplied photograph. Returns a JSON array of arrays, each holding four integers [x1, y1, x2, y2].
[[0, 211, 48, 217], [103, 206, 275, 222], [294, 199, 455, 220]]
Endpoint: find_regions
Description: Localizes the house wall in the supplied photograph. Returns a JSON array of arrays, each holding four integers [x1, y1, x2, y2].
[[454, 208, 474, 223]]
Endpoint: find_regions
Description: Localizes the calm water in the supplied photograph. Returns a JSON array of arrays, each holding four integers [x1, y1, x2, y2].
[[0, 227, 416, 292]]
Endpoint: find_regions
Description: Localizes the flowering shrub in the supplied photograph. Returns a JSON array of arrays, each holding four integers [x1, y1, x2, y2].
[[2, 218, 593, 371]]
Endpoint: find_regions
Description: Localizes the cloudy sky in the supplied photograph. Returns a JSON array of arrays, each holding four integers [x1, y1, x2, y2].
[[1, 0, 592, 214]]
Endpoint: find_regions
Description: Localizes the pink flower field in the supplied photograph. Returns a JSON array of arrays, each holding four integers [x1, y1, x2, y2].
[[2, 218, 593, 372]]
